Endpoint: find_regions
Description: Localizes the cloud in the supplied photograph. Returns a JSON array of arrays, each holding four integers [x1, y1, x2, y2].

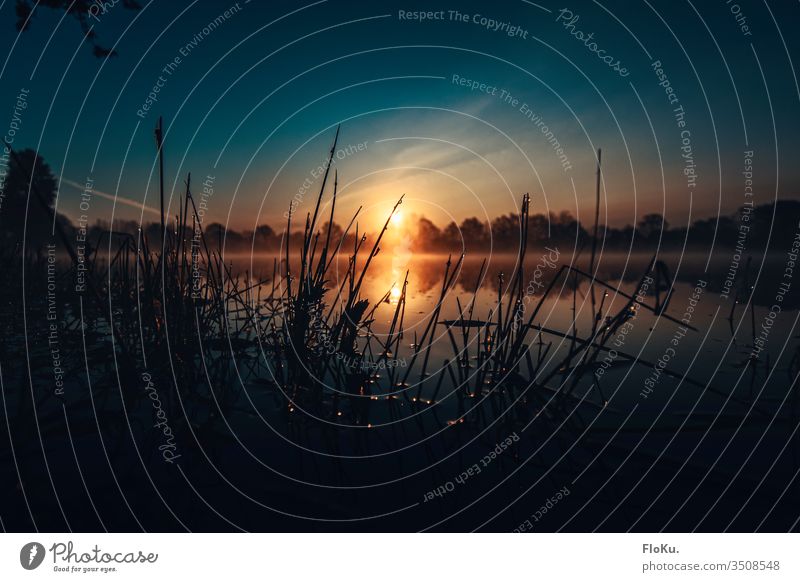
[[60, 178, 160, 217]]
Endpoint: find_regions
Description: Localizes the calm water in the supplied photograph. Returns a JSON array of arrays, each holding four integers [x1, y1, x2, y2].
[[222, 248, 800, 467], [4, 249, 798, 531]]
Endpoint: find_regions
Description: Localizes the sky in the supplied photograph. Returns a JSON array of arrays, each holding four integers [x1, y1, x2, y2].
[[1, 0, 798, 233]]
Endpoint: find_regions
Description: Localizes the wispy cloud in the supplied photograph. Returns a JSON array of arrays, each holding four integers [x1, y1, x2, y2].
[[60, 178, 160, 217]]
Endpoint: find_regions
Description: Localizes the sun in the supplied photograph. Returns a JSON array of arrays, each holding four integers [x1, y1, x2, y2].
[[390, 210, 404, 227]]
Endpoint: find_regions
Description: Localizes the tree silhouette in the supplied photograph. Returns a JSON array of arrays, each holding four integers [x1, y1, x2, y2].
[[15, 0, 141, 57], [204, 222, 245, 252], [413, 217, 441, 251], [252, 224, 277, 250], [0, 148, 59, 250], [527, 213, 550, 244], [638, 213, 668, 240], [442, 221, 461, 249], [459, 217, 488, 249], [490, 213, 519, 247]]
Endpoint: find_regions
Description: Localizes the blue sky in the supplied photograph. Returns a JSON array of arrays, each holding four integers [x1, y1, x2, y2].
[[1, 0, 798, 232]]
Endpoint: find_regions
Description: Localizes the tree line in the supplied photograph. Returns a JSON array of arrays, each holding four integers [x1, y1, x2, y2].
[[2, 149, 798, 255]]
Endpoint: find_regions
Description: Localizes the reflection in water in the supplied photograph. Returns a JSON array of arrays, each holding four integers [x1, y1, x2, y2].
[[225, 249, 800, 411], [9, 242, 800, 532], [232, 249, 799, 309]]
